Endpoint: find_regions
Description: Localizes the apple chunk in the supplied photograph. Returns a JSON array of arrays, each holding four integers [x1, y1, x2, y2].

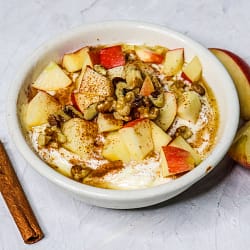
[[25, 91, 61, 128], [181, 56, 202, 82], [150, 121, 172, 151], [32, 61, 72, 91], [162, 48, 184, 76], [169, 136, 201, 165], [62, 47, 91, 73], [209, 48, 250, 120], [228, 120, 250, 168], [119, 119, 153, 161], [62, 118, 97, 158], [135, 46, 164, 64], [100, 45, 125, 69], [177, 91, 201, 123], [97, 113, 123, 133], [160, 146, 195, 177], [155, 92, 177, 131], [102, 131, 130, 163], [140, 75, 155, 96]]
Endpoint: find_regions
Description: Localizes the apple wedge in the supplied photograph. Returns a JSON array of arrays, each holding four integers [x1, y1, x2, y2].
[[155, 92, 177, 131], [209, 48, 250, 120], [119, 119, 153, 161], [162, 48, 184, 76], [140, 75, 155, 96], [62, 118, 97, 158], [97, 113, 123, 133], [25, 91, 61, 128], [228, 120, 250, 168], [32, 61, 72, 91], [181, 56, 202, 82], [72, 92, 105, 113], [150, 121, 172, 151], [160, 146, 195, 177], [102, 131, 131, 163], [135, 46, 164, 64], [79, 66, 113, 97], [62, 47, 92, 73], [177, 91, 201, 123], [169, 136, 201, 164], [100, 45, 125, 69]]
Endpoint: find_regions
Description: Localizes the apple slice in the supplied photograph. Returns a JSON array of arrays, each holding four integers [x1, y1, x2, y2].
[[155, 92, 177, 131], [228, 120, 250, 168], [100, 45, 125, 69], [160, 145, 195, 177], [102, 131, 131, 163], [32, 61, 72, 91], [97, 113, 123, 133], [72, 92, 105, 113], [140, 75, 155, 96], [162, 48, 184, 76], [62, 47, 91, 73], [135, 46, 164, 64], [62, 118, 97, 158], [79, 66, 113, 97], [177, 91, 201, 123], [25, 91, 61, 128], [169, 136, 201, 164], [75, 49, 95, 90], [209, 48, 250, 120], [150, 121, 172, 151], [181, 56, 202, 82], [119, 119, 153, 161]]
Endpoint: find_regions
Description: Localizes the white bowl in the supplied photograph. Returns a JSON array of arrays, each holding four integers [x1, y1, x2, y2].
[[7, 21, 239, 209]]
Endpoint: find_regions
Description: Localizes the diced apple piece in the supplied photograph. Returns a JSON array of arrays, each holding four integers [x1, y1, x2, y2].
[[97, 113, 123, 133], [160, 146, 195, 177], [181, 56, 202, 82], [62, 118, 97, 158], [72, 92, 105, 113], [25, 91, 61, 128], [102, 131, 130, 163], [119, 119, 153, 161], [170, 136, 201, 164], [155, 92, 177, 131], [140, 75, 155, 96], [135, 46, 164, 64], [79, 66, 113, 97], [62, 47, 91, 73], [228, 120, 250, 168], [32, 61, 72, 91], [209, 48, 250, 120], [100, 45, 125, 69], [150, 121, 172, 151], [162, 48, 184, 76], [177, 91, 201, 123]]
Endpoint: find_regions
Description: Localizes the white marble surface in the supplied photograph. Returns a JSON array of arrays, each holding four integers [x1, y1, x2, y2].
[[1, 0, 250, 249]]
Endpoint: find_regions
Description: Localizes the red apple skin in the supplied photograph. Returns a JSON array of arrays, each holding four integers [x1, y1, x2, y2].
[[162, 146, 195, 174], [140, 77, 155, 96], [123, 118, 146, 128], [209, 48, 250, 120], [181, 71, 192, 83], [71, 92, 81, 112], [89, 48, 100, 65], [100, 45, 125, 69], [209, 48, 250, 84], [136, 48, 164, 64]]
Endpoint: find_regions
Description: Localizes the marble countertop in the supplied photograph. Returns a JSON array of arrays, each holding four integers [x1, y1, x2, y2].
[[1, 0, 250, 249]]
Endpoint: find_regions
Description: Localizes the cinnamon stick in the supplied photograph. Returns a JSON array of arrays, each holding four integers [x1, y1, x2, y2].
[[0, 141, 44, 244]]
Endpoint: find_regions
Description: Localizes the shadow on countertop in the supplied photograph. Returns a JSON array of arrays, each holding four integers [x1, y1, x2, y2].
[[138, 156, 235, 210]]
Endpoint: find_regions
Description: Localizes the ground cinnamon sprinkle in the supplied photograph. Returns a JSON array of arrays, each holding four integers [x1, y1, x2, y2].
[[90, 161, 124, 178], [0, 141, 44, 244]]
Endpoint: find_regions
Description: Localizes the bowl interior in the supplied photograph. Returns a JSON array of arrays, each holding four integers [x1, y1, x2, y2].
[[8, 21, 239, 208]]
